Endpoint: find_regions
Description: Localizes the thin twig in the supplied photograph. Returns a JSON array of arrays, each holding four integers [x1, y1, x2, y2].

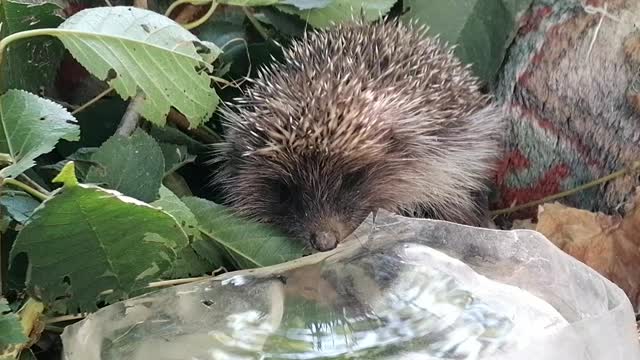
[[210, 75, 233, 87], [586, 2, 606, 59], [147, 275, 213, 288], [46, 269, 225, 325], [583, 2, 625, 59], [114, 0, 148, 136], [116, 93, 144, 136], [242, 6, 270, 40], [71, 87, 114, 115], [583, 2, 622, 22], [18, 175, 51, 197], [98, 275, 216, 297], [99, 267, 226, 297], [167, 109, 221, 143], [216, 37, 252, 90], [44, 325, 65, 333], [45, 313, 87, 325], [491, 161, 640, 216], [49, 98, 78, 112], [1, 178, 49, 201]]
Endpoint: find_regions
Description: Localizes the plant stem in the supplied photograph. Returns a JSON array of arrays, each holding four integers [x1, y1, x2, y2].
[[18, 175, 51, 197], [98, 275, 213, 297], [71, 87, 114, 115], [116, 93, 144, 136], [491, 161, 640, 216], [210, 75, 233, 87], [167, 109, 221, 143], [45, 313, 87, 325], [0, 29, 56, 69], [0, 30, 54, 157], [0, 153, 12, 164], [147, 275, 211, 288], [44, 325, 65, 333], [242, 6, 270, 40], [1, 178, 49, 201]]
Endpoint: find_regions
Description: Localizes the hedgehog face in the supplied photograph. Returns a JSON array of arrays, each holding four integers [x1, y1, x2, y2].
[[221, 154, 395, 252], [267, 169, 372, 251]]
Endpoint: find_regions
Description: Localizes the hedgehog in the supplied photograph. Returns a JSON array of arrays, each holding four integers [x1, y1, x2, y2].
[[212, 19, 504, 252]]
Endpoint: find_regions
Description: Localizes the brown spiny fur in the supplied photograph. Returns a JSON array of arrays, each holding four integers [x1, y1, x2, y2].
[[212, 19, 504, 251]]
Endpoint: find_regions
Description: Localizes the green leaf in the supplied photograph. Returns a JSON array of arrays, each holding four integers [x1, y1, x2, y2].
[[256, 6, 307, 37], [42, 147, 97, 182], [85, 129, 165, 203], [0, 0, 65, 94], [0, 89, 80, 178], [149, 125, 207, 154], [170, 246, 217, 278], [0, 298, 28, 354], [402, 0, 534, 84], [0, 191, 40, 224], [151, 186, 198, 238], [160, 143, 194, 175], [196, 6, 247, 49], [196, 7, 249, 79], [9, 181, 189, 312], [182, 196, 305, 269], [277, 0, 395, 28], [52, 161, 80, 187], [152, 187, 223, 277], [54, 6, 222, 127], [162, 172, 193, 198]]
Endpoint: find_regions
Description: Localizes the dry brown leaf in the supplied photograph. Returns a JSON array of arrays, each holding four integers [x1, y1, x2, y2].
[[534, 194, 640, 310]]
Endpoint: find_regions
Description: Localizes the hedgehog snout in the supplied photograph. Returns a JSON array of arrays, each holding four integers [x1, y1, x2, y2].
[[306, 215, 356, 252], [310, 230, 340, 251]]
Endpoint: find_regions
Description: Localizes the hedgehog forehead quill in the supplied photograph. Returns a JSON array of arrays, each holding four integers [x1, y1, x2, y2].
[[212, 19, 504, 252]]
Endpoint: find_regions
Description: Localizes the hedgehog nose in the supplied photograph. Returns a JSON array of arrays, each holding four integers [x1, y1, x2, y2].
[[310, 231, 339, 252]]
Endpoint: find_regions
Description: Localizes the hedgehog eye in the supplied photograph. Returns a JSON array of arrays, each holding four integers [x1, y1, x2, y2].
[[274, 181, 291, 202], [342, 169, 366, 189]]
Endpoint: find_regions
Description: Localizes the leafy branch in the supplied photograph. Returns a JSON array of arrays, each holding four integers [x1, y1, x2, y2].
[[0, 1, 569, 359]]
